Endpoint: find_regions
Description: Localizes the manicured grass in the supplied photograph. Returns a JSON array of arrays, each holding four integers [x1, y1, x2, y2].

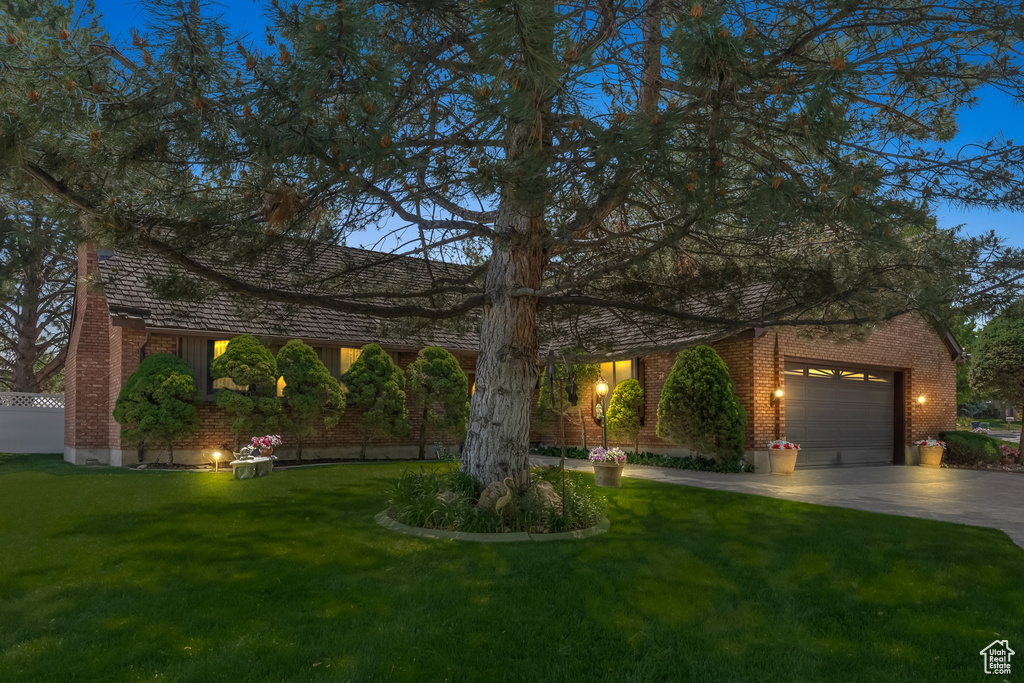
[[1, 453, 1022, 682]]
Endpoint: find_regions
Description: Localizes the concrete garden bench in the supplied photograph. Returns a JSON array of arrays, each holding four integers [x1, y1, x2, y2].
[[229, 456, 275, 480]]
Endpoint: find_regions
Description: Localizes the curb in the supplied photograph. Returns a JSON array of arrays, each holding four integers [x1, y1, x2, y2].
[[374, 510, 610, 543]]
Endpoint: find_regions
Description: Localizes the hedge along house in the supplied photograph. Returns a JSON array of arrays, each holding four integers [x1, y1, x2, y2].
[[64, 244, 960, 469], [64, 244, 480, 466]]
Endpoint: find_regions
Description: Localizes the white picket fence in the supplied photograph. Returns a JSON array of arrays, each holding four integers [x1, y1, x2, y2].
[[0, 392, 65, 454]]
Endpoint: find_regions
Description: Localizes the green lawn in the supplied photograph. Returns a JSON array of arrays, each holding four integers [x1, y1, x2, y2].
[[1, 454, 1021, 682]]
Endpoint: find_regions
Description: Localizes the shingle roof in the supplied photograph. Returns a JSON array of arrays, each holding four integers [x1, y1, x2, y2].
[[97, 245, 483, 351], [97, 243, 768, 357]]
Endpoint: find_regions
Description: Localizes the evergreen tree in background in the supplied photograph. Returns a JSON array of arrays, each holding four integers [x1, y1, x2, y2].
[[210, 335, 281, 444], [0, 195, 77, 392], [113, 353, 200, 464], [657, 346, 746, 463], [405, 346, 469, 460], [277, 339, 343, 463], [4, 0, 1024, 484], [970, 303, 1024, 458], [342, 344, 411, 460]]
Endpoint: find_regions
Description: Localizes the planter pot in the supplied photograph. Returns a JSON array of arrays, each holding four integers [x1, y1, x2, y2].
[[919, 445, 943, 468], [592, 462, 624, 488], [768, 449, 798, 475], [260, 447, 274, 458]]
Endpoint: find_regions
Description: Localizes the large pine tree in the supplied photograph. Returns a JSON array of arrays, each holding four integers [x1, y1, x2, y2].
[[3, 0, 1024, 484]]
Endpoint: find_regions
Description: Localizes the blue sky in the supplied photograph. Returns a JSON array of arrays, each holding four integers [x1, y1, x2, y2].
[[91, 0, 1024, 248]]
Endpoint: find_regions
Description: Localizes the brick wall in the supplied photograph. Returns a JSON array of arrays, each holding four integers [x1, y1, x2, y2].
[[64, 245, 113, 462], [532, 315, 957, 455], [68, 247, 955, 467], [767, 316, 957, 447]]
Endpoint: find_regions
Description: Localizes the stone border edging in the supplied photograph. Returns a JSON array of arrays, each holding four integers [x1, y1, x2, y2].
[[374, 510, 610, 543]]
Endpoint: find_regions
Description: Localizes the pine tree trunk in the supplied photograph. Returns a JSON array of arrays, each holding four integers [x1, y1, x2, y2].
[[11, 253, 43, 392], [296, 435, 303, 464], [461, 205, 545, 488], [360, 433, 367, 461], [1017, 408, 1023, 464]]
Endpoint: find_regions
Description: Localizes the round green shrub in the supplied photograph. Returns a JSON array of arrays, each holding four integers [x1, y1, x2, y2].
[[606, 378, 644, 451], [655, 345, 747, 463], [277, 339, 344, 461], [209, 335, 281, 441], [341, 344, 412, 459], [113, 353, 200, 462], [938, 431, 1002, 466], [406, 346, 469, 459]]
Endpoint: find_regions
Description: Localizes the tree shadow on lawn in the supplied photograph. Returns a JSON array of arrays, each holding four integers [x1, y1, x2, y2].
[[1, 466, 1022, 682]]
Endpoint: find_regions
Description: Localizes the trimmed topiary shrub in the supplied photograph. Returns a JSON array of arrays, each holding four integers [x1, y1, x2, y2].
[[939, 431, 1002, 466], [276, 339, 344, 463], [341, 344, 412, 459], [656, 345, 747, 464], [113, 353, 201, 464], [406, 346, 469, 460], [209, 335, 281, 444], [606, 378, 644, 452]]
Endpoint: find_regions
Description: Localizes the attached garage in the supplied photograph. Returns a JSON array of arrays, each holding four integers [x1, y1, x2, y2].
[[783, 362, 898, 467]]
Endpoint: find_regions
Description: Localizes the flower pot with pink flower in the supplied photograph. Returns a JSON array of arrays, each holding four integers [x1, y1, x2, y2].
[[767, 439, 800, 475], [589, 447, 628, 487], [251, 434, 282, 458], [917, 439, 944, 468]]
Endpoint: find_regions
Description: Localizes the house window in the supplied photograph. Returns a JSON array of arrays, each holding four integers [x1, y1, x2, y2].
[[599, 360, 634, 395], [340, 347, 362, 375], [212, 340, 248, 391]]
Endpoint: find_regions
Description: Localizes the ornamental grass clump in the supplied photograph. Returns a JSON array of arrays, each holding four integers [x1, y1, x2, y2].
[[387, 466, 604, 534]]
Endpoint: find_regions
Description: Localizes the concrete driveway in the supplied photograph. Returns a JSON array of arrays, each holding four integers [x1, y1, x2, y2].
[[533, 455, 1024, 548]]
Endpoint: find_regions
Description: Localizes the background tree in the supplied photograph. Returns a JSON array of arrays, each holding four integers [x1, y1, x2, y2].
[[606, 378, 645, 453], [969, 303, 1024, 457], [0, 195, 76, 393], [656, 346, 746, 463], [277, 339, 343, 463], [112, 353, 200, 464], [342, 344, 411, 459], [6, 0, 1024, 485], [405, 346, 469, 459], [209, 335, 281, 445]]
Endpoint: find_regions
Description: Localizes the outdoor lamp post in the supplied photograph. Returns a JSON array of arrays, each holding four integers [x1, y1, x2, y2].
[[213, 451, 221, 473], [596, 377, 610, 449]]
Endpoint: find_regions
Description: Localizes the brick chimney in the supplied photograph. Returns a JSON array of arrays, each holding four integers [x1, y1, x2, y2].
[[64, 243, 113, 465]]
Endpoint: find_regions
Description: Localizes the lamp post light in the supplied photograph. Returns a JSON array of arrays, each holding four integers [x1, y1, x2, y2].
[[596, 377, 610, 449], [213, 451, 221, 473]]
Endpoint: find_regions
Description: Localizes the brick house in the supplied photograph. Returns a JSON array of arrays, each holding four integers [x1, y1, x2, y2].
[[64, 244, 960, 469]]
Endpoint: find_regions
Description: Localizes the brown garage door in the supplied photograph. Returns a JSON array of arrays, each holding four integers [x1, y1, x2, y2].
[[783, 362, 895, 467]]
